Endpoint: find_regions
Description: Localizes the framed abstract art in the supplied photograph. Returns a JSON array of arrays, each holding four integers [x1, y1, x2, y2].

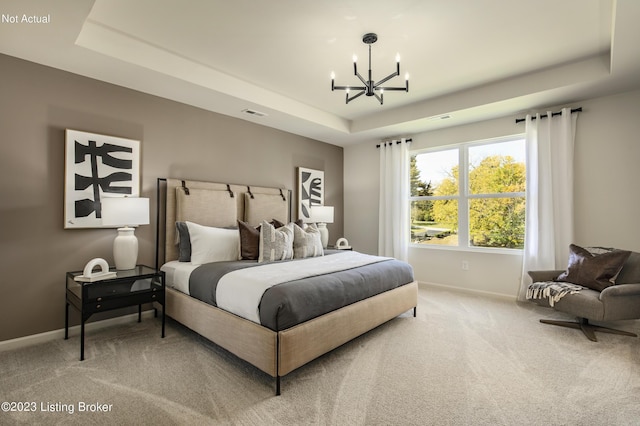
[[64, 129, 140, 229], [297, 167, 324, 221]]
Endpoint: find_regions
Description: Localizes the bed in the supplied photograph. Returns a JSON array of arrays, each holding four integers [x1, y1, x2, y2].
[[155, 178, 417, 395]]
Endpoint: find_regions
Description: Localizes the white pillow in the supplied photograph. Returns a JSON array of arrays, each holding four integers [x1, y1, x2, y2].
[[185, 221, 240, 265]]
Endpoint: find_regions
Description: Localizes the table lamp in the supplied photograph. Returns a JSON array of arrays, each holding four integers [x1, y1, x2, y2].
[[309, 205, 334, 249], [101, 197, 150, 270]]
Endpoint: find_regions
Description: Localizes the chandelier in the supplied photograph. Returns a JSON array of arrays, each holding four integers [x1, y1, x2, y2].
[[331, 33, 409, 105]]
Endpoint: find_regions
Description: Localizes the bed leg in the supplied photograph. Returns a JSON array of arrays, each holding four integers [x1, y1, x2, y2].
[[413, 307, 417, 317], [276, 376, 281, 396]]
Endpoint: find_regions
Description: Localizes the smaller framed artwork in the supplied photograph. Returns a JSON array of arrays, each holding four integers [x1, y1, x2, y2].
[[297, 167, 324, 221], [64, 129, 140, 229]]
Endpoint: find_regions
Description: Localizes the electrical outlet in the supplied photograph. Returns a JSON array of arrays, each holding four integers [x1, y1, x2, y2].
[[461, 261, 469, 270]]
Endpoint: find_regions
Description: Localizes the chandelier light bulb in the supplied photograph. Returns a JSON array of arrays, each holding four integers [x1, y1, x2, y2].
[[405, 73, 410, 81], [352, 54, 358, 63], [396, 53, 401, 62], [330, 71, 335, 80]]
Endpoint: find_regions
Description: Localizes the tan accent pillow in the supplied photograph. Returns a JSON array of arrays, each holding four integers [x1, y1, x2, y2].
[[258, 221, 294, 263], [555, 244, 631, 291], [293, 223, 324, 259]]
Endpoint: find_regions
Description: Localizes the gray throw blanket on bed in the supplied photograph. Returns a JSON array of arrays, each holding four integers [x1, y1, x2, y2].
[[526, 281, 584, 307]]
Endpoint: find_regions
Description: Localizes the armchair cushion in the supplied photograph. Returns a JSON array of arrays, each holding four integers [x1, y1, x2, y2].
[[555, 244, 631, 291]]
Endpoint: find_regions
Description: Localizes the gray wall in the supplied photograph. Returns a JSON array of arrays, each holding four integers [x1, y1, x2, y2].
[[345, 89, 640, 297], [0, 54, 343, 342]]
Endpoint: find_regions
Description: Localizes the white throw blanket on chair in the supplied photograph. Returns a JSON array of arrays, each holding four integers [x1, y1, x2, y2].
[[526, 281, 584, 307]]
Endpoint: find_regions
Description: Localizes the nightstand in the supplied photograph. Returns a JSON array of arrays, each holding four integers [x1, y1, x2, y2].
[[65, 265, 165, 361]]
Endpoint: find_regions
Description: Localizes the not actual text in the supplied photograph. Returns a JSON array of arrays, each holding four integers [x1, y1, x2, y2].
[[1, 14, 51, 24]]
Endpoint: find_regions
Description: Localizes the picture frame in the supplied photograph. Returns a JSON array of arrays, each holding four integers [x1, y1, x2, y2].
[[64, 129, 140, 229], [297, 167, 324, 221]]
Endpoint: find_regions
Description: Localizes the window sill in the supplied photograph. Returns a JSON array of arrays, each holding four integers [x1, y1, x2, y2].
[[409, 244, 523, 256]]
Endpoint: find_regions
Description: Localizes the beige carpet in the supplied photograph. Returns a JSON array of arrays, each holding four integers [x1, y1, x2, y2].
[[1, 285, 639, 425]]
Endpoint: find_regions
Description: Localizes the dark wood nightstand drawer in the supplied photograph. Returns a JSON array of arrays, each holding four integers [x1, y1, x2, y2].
[[87, 290, 163, 312], [85, 278, 160, 300]]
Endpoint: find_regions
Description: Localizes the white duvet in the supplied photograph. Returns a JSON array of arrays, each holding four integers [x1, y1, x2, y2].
[[160, 261, 198, 295], [216, 251, 391, 324]]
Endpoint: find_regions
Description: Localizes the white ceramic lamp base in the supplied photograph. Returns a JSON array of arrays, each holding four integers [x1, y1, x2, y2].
[[113, 227, 138, 270], [317, 222, 329, 249]]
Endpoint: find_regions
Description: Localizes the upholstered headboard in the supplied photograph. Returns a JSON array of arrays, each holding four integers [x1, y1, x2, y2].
[[156, 178, 291, 264]]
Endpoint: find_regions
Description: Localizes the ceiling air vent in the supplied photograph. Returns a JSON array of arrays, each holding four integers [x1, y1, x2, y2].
[[241, 109, 268, 117], [427, 114, 451, 121]]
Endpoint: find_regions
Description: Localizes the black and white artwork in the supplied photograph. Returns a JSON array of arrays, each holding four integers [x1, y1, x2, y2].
[[64, 129, 140, 229], [298, 167, 324, 221]]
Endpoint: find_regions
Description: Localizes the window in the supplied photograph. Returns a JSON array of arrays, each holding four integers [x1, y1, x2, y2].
[[410, 136, 526, 250]]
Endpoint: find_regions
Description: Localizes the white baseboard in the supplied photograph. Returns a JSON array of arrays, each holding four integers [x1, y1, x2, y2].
[[417, 281, 517, 301], [0, 310, 157, 353]]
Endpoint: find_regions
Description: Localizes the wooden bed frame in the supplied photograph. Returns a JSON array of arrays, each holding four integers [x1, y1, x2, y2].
[[155, 178, 418, 395]]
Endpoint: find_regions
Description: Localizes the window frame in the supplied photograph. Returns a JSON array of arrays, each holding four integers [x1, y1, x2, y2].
[[409, 134, 526, 254]]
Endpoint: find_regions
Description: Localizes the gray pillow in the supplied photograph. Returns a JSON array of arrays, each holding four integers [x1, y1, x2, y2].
[[176, 221, 191, 262]]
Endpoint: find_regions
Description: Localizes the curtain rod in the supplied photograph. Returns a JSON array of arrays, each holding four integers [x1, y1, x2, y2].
[[515, 107, 582, 124], [376, 138, 412, 148]]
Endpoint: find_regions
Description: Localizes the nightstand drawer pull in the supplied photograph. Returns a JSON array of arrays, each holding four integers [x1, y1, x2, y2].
[[152, 295, 156, 299], [97, 297, 102, 301], [96, 304, 101, 309]]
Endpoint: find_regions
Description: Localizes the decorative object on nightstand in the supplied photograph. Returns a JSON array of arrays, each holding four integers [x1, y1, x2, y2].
[[335, 237, 352, 250], [73, 258, 117, 282], [65, 265, 165, 361], [102, 197, 150, 270], [309, 205, 334, 249]]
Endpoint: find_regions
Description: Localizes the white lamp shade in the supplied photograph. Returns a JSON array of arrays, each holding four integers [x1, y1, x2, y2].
[[101, 197, 150, 227], [309, 205, 334, 224]]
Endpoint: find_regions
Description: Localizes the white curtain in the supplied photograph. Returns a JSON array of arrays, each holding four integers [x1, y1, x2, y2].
[[378, 138, 410, 262], [518, 108, 578, 300]]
